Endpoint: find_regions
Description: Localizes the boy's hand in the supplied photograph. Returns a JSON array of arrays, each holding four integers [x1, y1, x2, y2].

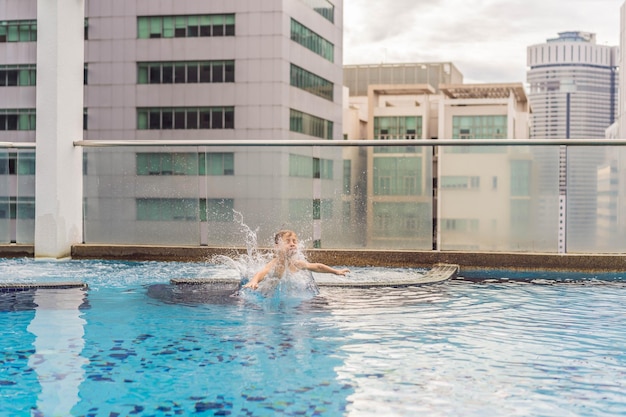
[[243, 280, 258, 289]]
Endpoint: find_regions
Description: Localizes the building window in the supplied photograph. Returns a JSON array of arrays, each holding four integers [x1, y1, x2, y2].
[[440, 176, 480, 189], [343, 159, 351, 195], [374, 116, 422, 153], [342, 201, 351, 227], [137, 107, 234, 130], [290, 109, 333, 139], [313, 199, 321, 220], [0, 20, 37, 42], [290, 19, 334, 62], [0, 197, 35, 220], [289, 154, 312, 177], [137, 153, 198, 175], [441, 218, 479, 232], [450, 115, 507, 153], [201, 198, 234, 222], [290, 64, 333, 101], [136, 152, 234, 176], [289, 154, 333, 179], [374, 116, 421, 139], [510, 199, 531, 237], [138, 61, 234, 84], [300, 0, 335, 23], [287, 199, 333, 221], [0, 109, 36, 131], [0, 65, 36, 86], [200, 152, 234, 176], [373, 156, 422, 196], [137, 14, 235, 39], [134, 197, 235, 222], [289, 199, 312, 221], [510, 160, 531, 196], [452, 115, 507, 139], [136, 198, 199, 221], [373, 202, 429, 238], [321, 199, 333, 219], [0, 152, 35, 175]]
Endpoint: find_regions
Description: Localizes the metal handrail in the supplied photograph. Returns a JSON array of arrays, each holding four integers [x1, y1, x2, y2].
[[0, 142, 36, 148], [3, 139, 625, 149], [72, 139, 626, 147]]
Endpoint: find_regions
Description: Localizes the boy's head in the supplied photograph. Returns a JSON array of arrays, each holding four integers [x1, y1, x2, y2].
[[274, 230, 298, 254], [274, 229, 297, 244]]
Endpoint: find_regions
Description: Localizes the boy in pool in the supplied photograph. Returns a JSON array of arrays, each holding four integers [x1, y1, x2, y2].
[[243, 229, 350, 290]]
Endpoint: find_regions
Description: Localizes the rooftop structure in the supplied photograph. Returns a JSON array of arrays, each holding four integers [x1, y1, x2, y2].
[[344, 62, 463, 97]]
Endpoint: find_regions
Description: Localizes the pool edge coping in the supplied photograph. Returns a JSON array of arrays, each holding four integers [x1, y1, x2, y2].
[[71, 245, 626, 273], [0, 245, 624, 273]]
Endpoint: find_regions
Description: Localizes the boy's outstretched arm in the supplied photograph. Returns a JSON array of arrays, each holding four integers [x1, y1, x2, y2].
[[299, 261, 350, 276], [243, 260, 275, 289]]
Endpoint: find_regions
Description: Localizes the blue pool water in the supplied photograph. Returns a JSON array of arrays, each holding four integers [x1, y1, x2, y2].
[[1, 258, 626, 417]]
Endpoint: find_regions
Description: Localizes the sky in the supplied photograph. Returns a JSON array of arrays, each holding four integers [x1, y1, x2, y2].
[[343, 0, 624, 84]]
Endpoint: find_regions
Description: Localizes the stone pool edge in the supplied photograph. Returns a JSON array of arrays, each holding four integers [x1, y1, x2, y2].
[[0, 244, 624, 273], [72, 245, 626, 272]]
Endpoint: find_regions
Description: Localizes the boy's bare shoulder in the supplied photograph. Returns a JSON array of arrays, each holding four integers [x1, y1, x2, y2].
[[292, 259, 310, 269]]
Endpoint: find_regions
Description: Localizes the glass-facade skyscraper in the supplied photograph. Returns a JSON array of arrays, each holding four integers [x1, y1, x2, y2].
[[527, 31, 618, 139], [527, 31, 619, 252]]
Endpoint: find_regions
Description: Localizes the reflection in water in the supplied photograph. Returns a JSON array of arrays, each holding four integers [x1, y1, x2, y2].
[[27, 288, 88, 417]]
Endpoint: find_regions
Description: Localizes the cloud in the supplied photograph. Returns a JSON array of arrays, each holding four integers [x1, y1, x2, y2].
[[344, 0, 440, 42], [343, 0, 622, 83]]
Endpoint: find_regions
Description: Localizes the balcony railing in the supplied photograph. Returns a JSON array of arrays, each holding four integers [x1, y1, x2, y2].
[[3, 139, 626, 255]]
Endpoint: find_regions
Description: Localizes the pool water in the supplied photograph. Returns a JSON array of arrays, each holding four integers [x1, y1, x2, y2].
[[1, 259, 626, 417]]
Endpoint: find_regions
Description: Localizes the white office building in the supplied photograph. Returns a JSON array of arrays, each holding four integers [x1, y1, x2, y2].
[[0, 0, 344, 248], [527, 31, 618, 140], [527, 31, 618, 252]]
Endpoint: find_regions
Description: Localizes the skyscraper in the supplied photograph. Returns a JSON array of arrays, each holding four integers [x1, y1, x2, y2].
[[527, 31, 618, 252], [527, 31, 618, 139]]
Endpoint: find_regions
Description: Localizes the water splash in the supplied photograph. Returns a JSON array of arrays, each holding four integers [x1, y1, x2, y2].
[[211, 212, 319, 299], [211, 210, 270, 284], [233, 210, 259, 257]]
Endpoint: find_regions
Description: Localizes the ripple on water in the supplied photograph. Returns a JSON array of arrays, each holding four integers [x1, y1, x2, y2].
[[311, 280, 626, 417], [2, 260, 626, 417]]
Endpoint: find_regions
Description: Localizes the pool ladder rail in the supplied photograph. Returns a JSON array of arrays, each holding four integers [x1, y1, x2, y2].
[[170, 263, 459, 289]]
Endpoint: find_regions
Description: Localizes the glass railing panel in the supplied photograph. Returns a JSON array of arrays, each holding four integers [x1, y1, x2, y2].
[[83, 144, 434, 250], [438, 145, 560, 252], [367, 145, 433, 249], [15, 150, 35, 243], [83, 147, 203, 245], [0, 151, 11, 243], [4, 141, 625, 253], [198, 145, 433, 250], [200, 146, 320, 248], [566, 146, 626, 253], [319, 146, 349, 248]]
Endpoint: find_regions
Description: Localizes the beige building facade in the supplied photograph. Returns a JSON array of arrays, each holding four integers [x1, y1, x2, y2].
[[343, 75, 534, 251]]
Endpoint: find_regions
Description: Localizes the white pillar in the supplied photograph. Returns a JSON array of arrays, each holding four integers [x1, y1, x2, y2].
[[35, 0, 85, 258]]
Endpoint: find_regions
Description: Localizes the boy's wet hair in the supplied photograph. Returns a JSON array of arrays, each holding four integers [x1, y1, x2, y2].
[[274, 229, 296, 244]]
